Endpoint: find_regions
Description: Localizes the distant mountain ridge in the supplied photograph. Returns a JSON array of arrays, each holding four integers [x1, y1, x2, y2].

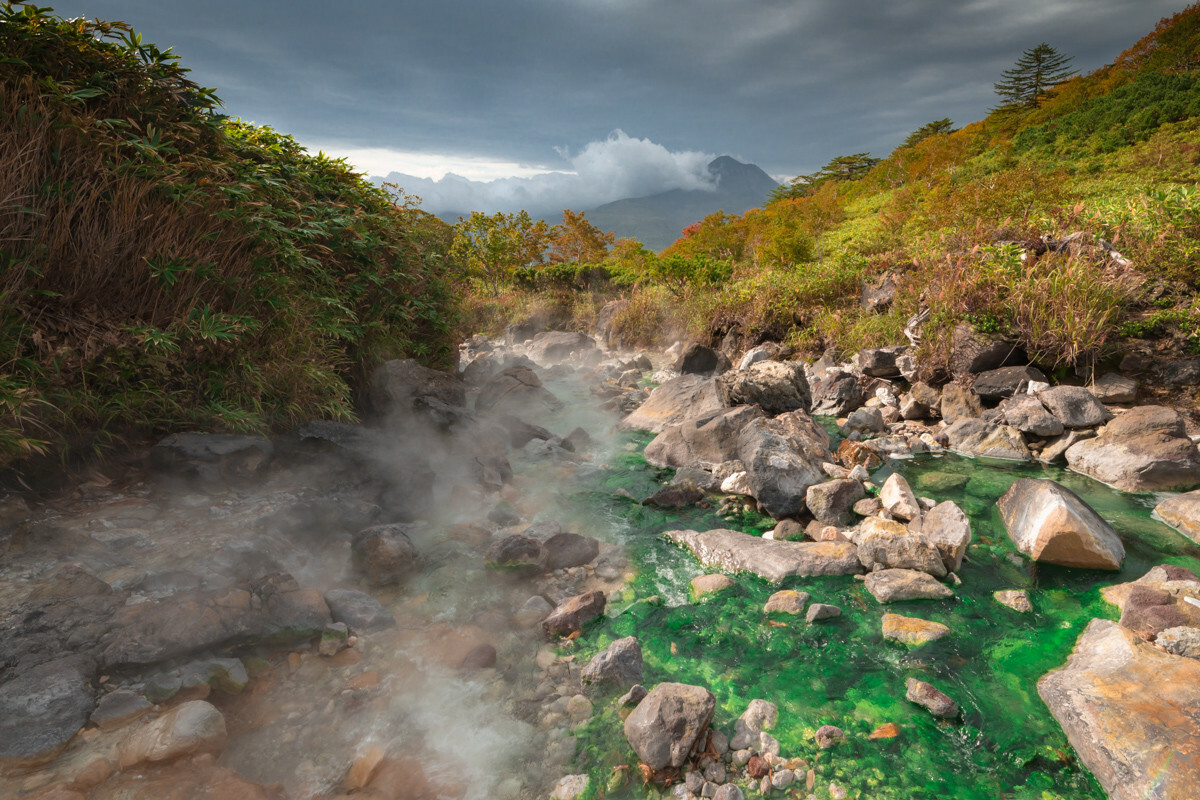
[[586, 156, 780, 251]]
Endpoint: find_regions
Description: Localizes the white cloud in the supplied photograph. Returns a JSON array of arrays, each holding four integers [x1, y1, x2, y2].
[[343, 130, 718, 217]]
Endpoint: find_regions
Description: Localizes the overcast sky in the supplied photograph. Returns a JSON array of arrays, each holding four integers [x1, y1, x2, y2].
[[51, 0, 1188, 213]]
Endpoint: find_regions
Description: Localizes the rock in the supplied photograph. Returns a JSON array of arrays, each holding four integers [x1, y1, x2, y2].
[[944, 418, 1031, 461], [856, 518, 947, 577], [994, 590, 1033, 613], [764, 590, 809, 615], [905, 678, 959, 719], [151, 433, 273, 483], [950, 323, 1023, 377], [921, 501, 972, 572], [1037, 386, 1111, 429], [582, 637, 643, 691], [351, 524, 421, 586], [619, 375, 723, 433], [864, 569, 954, 603], [810, 371, 864, 416], [715, 361, 811, 415], [475, 365, 563, 419], [1001, 394, 1065, 437], [528, 331, 595, 364], [551, 774, 590, 800], [1155, 489, 1200, 544], [623, 683, 716, 770], [116, 700, 227, 769], [1089, 373, 1138, 404], [1039, 618, 1200, 800], [1066, 407, 1200, 492], [485, 534, 545, 574], [543, 591, 606, 637], [882, 614, 950, 645], [805, 479, 866, 526], [366, 359, 466, 428], [814, 725, 845, 749], [879, 473, 921, 521], [323, 589, 396, 633], [729, 699, 777, 749], [675, 343, 728, 375], [997, 479, 1125, 570], [690, 574, 737, 599], [736, 411, 833, 518], [665, 529, 862, 583], [644, 406, 764, 470], [0, 658, 94, 765], [1155, 627, 1200, 659], [91, 690, 152, 731], [842, 407, 884, 436], [543, 533, 601, 570], [973, 365, 1048, 400], [939, 382, 982, 423], [805, 603, 841, 623]]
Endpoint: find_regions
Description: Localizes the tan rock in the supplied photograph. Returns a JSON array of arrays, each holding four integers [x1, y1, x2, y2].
[[882, 613, 950, 645]]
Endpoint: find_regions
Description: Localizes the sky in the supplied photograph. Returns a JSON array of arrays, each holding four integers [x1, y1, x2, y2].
[[50, 0, 1190, 215]]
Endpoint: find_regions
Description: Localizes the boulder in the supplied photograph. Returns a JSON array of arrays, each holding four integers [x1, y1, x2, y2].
[[715, 361, 811, 415], [619, 375, 723, 434], [805, 479, 866, 526], [644, 406, 764, 470], [1036, 386, 1111, 429], [581, 636, 643, 691], [323, 589, 396, 633], [351, 524, 422, 586], [879, 473, 921, 521], [527, 331, 595, 364], [542, 591, 607, 637], [474, 365, 563, 419], [0, 657, 94, 765], [997, 479, 1124, 570], [116, 700, 227, 769], [1038, 619, 1200, 800], [675, 343, 728, 375], [1089, 373, 1138, 404], [664, 529, 862, 583], [1001, 394, 1064, 437], [863, 569, 954, 603], [921, 501, 972, 572], [855, 518, 946, 578], [624, 683, 716, 770], [905, 678, 959, 718], [859, 346, 908, 378], [810, 371, 863, 417], [366, 359, 466, 428], [939, 382, 982, 424], [736, 411, 832, 518], [973, 365, 1048, 400], [949, 323, 1023, 377], [944, 418, 1031, 461], [1155, 489, 1200, 544], [151, 433, 273, 483], [883, 614, 950, 645], [1065, 406, 1200, 492]]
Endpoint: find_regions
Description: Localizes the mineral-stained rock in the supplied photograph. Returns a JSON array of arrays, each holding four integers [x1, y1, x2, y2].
[[624, 683, 716, 770], [863, 569, 954, 603], [1038, 618, 1200, 800], [581, 636, 643, 691], [542, 591, 607, 637], [619, 375, 723, 434], [664, 529, 862, 583], [882, 614, 950, 645], [905, 678, 959, 718], [997, 479, 1124, 570], [715, 361, 811, 415]]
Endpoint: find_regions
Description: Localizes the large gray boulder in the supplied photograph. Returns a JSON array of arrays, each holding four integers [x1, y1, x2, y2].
[[664, 529, 862, 583], [644, 406, 764, 470], [1039, 619, 1200, 800], [997, 479, 1124, 570], [1065, 406, 1200, 492], [619, 375, 723, 434], [1037, 386, 1111, 429], [715, 361, 811, 415], [624, 683, 716, 770], [736, 411, 832, 518]]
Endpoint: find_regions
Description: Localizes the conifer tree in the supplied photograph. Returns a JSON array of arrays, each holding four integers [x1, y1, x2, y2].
[[993, 43, 1078, 111]]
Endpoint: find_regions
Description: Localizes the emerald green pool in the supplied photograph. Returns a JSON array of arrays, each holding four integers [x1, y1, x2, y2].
[[555, 429, 1200, 800]]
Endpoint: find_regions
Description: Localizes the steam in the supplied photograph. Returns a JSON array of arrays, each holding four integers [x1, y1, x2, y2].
[[373, 130, 718, 217]]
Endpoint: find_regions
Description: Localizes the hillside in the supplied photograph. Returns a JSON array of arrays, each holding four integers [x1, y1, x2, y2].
[[585, 156, 780, 250]]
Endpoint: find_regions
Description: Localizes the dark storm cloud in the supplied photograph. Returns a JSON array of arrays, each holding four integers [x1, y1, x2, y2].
[[48, 0, 1189, 198]]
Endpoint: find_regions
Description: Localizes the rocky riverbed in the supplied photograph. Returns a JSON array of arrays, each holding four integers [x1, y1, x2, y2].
[[2, 328, 1200, 799]]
